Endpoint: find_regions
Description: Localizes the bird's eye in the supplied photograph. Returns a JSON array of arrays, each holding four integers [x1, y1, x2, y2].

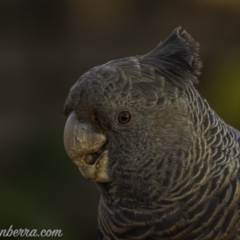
[[118, 111, 131, 124]]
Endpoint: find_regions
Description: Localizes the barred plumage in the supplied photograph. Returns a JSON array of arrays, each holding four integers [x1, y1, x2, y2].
[[64, 28, 240, 239]]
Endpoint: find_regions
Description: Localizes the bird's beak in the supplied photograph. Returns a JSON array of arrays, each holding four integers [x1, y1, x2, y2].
[[64, 112, 111, 182]]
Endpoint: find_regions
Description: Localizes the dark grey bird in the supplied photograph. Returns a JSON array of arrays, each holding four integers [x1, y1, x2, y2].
[[63, 28, 240, 239]]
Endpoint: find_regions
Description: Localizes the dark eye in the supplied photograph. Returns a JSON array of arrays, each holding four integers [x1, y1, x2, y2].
[[118, 111, 131, 124]]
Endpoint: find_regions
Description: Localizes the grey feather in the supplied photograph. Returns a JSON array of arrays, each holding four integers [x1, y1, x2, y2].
[[63, 27, 240, 240]]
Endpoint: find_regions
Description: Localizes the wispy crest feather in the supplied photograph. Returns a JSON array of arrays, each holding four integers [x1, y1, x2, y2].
[[140, 27, 202, 87]]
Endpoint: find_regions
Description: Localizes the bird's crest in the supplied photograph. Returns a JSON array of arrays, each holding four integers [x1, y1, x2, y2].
[[141, 27, 202, 87]]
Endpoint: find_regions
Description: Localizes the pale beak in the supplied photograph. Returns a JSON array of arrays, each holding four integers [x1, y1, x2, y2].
[[64, 112, 111, 182]]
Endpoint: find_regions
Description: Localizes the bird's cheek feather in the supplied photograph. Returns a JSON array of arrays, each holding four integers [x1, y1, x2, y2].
[[64, 111, 111, 182]]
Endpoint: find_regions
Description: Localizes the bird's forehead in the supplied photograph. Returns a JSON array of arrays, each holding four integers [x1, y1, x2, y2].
[[81, 65, 121, 87], [69, 60, 167, 111], [69, 65, 132, 108]]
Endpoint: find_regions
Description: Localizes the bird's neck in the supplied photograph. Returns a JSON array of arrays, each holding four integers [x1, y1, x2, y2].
[[98, 177, 240, 239]]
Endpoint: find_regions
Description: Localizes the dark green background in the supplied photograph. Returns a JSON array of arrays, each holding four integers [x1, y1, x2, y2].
[[1, 0, 240, 239]]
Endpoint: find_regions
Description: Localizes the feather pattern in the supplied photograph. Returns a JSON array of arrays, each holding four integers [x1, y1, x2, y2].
[[97, 83, 240, 240], [64, 28, 240, 239]]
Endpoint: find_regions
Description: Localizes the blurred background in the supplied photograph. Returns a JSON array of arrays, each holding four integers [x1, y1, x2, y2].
[[1, 0, 240, 239]]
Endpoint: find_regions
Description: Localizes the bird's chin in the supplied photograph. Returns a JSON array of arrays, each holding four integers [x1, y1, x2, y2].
[[73, 150, 111, 182]]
